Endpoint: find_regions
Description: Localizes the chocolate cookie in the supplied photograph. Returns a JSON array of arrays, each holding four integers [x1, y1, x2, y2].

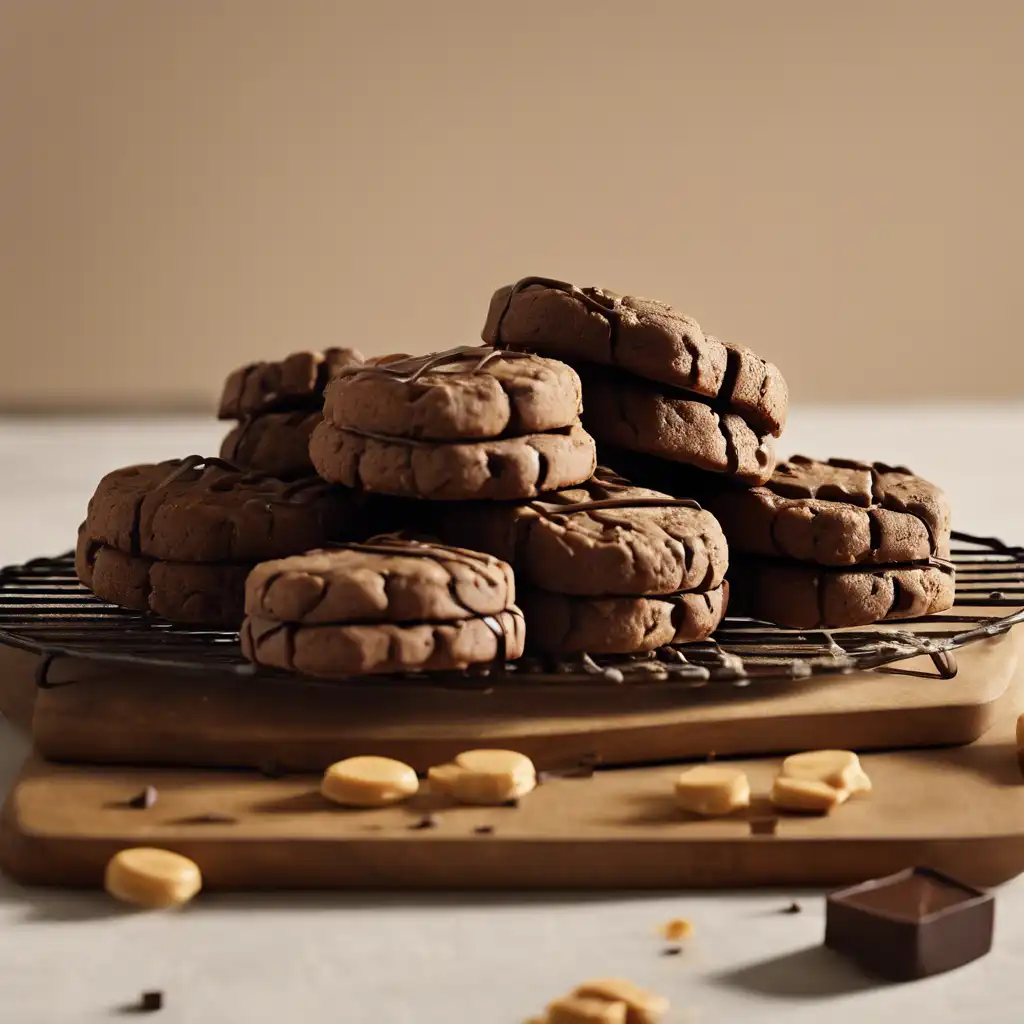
[[728, 558, 955, 629], [323, 346, 582, 440], [579, 368, 776, 485], [76, 530, 249, 627], [706, 456, 952, 566], [218, 348, 364, 419], [483, 276, 788, 436], [219, 410, 320, 480], [77, 456, 365, 627], [432, 469, 728, 597], [519, 583, 728, 655], [84, 457, 355, 563], [309, 419, 597, 501], [240, 538, 525, 677]]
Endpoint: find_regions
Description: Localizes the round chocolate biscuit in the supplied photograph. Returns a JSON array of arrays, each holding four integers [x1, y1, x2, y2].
[[245, 540, 516, 625], [579, 370, 776, 485], [84, 457, 360, 563], [309, 419, 597, 501], [218, 348, 364, 419], [519, 583, 728, 655], [323, 346, 582, 441], [220, 410, 320, 480], [432, 469, 728, 597], [483, 277, 787, 436], [76, 529, 250, 628], [706, 455, 951, 567], [727, 558, 955, 629]]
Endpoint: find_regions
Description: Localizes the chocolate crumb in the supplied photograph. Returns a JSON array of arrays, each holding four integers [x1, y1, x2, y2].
[[140, 991, 163, 1012], [259, 760, 286, 779], [127, 786, 158, 810], [474, 825, 495, 835], [502, 798, 520, 808], [661, 947, 683, 957], [782, 902, 802, 914], [409, 814, 437, 831], [174, 813, 237, 825]]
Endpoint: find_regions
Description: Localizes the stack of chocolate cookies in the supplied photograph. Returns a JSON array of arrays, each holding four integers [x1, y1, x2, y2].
[[76, 457, 361, 627], [433, 468, 729, 654], [483, 277, 787, 486], [702, 456, 954, 628], [309, 347, 597, 500], [218, 348, 364, 479]]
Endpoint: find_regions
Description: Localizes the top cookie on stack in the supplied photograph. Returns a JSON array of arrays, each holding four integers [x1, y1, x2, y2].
[[218, 348, 364, 479], [483, 277, 788, 485], [309, 346, 597, 500]]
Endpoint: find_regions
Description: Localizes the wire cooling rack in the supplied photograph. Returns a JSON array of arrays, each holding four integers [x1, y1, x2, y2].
[[0, 531, 1020, 690]]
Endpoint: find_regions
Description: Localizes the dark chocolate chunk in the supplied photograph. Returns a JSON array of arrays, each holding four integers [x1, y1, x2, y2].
[[502, 798, 520, 808], [127, 786, 158, 810], [825, 867, 994, 980], [473, 825, 495, 835], [409, 814, 437, 831], [782, 902, 802, 914], [661, 947, 683, 957]]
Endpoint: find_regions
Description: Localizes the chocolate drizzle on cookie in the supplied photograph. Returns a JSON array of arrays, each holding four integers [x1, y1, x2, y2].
[[333, 345, 536, 385]]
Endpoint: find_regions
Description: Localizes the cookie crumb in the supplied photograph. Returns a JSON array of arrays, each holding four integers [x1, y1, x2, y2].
[[661, 946, 683, 957], [782, 902, 802, 914], [473, 825, 495, 835], [659, 918, 693, 942], [409, 814, 437, 830], [127, 786, 158, 810]]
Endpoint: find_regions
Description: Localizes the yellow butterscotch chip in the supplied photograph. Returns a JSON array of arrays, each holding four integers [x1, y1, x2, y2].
[[105, 847, 202, 909], [659, 917, 693, 941], [547, 995, 628, 1024], [321, 755, 419, 807], [770, 775, 849, 814], [781, 750, 872, 794], [429, 748, 537, 805], [573, 979, 669, 1024], [674, 765, 750, 816]]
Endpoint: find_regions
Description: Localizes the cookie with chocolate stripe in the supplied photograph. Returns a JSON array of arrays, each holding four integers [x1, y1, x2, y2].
[[241, 538, 525, 677]]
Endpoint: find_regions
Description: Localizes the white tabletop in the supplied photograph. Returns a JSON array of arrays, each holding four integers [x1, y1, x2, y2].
[[0, 406, 1022, 1024]]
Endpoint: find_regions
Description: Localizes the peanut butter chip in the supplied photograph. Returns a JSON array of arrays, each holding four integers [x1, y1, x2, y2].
[[572, 979, 670, 1024], [321, 755, 419, 807], [105, 847, 202, 909], [770, 775, 849, 814], [780, 749, 872, 794], [429, 748, 536, 805], [659, 917, 693, 942], [674, 765, 750, 816], [547, 995, 628, 1024]]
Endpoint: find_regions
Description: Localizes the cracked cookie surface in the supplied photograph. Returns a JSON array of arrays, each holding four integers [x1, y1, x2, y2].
[[309, 419, 596, 501], [520, 582, 728, 654], [323, 347, 582, 440], [727, 558, 955, 629], [706, 456, 951, 566], [218, 348, 364, 419], [483, 277, 787, 436], [432, 468, 728, 596], [240, 538, 524, 677]]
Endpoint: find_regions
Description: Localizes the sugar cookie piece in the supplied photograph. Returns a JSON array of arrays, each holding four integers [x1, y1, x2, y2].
[[429, 749, 537, 805], [573, 979, 669, 1024], [674, 765, 750, 816], [105, 848, 202, 909], [770, 776, 849, 814], [547, 995, 628, 1024], [321, 755, 419, 807], [781, 749, 872, 794]]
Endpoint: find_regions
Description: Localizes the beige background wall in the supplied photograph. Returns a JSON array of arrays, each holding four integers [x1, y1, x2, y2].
[[1, 0, 1022, 411]]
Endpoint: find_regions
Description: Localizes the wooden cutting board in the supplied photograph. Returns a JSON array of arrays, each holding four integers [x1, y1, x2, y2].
[[7, 624, 1018, 773], [3, 676, 1023, 891]]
